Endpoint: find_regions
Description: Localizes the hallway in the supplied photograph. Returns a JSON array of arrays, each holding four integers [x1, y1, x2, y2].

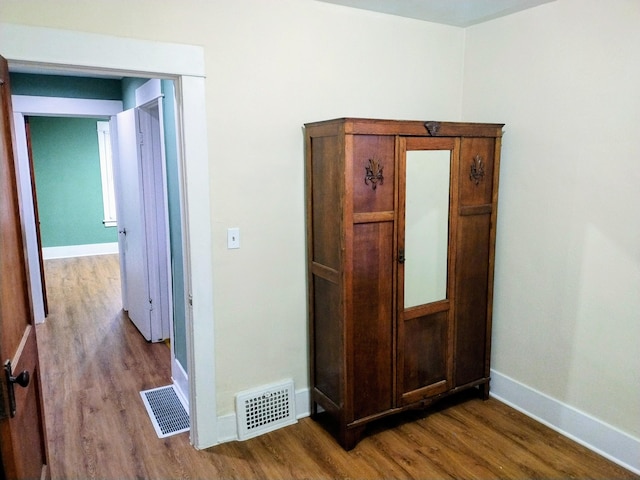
[[36, 254, 195, 478]]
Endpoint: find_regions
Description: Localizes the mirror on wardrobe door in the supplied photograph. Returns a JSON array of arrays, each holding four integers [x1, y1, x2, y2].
[[404, 149, 451, 308]]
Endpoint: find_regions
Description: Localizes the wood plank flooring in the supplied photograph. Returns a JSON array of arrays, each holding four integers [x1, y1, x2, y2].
[[37, 254, 637, 479]]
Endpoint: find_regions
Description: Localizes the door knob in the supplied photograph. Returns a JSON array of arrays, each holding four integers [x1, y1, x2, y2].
[[119, 228, 127, 236], [4, 360, 30, 418], [9, 370, 29, 388]]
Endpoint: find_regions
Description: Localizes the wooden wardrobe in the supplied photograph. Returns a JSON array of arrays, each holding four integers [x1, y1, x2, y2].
[[304, 118, 504, 449]]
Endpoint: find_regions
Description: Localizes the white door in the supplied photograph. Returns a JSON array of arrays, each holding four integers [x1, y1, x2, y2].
[[112, 108, 154, 340], [137, 99, 172, 344], [112, 104, 172, 343]]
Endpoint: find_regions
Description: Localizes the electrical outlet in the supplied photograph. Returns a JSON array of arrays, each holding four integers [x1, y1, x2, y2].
[[227, 228, 240, 249]]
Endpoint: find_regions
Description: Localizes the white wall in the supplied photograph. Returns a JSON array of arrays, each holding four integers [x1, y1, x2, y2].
[[0, 0, 466, 415], [462, 0, 640, 452]]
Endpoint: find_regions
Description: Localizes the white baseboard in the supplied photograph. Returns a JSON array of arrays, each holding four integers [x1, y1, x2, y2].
[[216, 374, 639, 475], [295, 387, 311, 419], [171, 359, 189, 410], [490, 369, 640, 475], [217, 388, 310, 444], [42, 242, 119, 260], [216, 413, 239, 444]]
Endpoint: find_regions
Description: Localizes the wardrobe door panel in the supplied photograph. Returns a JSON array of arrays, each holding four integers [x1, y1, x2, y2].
[[460, 138, 495, 207], [352, 135, 395, 214], [401, 310, 449, 403], [352, 221, 394, 419], [454, 213, 491, 386]]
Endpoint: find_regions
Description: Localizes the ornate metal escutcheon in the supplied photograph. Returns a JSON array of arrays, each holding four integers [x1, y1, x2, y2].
[[364, 158, 384, 190], [469, 155, 485, 185], [424, 121, 441, 136]]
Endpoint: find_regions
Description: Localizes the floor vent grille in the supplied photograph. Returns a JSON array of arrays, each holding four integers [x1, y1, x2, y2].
[[236, 379, 296, 440], [140, 385, 190, 438]]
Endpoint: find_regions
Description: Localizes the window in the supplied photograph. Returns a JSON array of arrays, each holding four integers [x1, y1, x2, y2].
[[96, 121, 117, 227]]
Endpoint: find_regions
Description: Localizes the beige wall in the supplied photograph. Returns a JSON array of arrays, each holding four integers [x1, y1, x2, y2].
[[0, 0, 466, 414], [463, 0, 640, 438]]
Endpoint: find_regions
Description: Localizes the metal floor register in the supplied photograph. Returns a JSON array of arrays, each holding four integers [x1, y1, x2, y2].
[[140, 385, 190, 438]]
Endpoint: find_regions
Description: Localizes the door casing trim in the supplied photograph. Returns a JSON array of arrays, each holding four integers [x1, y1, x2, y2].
[[1, 22, 217, 449]]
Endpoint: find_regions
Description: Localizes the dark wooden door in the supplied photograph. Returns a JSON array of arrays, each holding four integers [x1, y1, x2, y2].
[[0, 55, 50, 480], [396, 136, 457, 405]]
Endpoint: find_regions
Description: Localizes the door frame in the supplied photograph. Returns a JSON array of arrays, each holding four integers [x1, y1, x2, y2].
[[0, 23, 218, 449], [12, 95, 123, 325]]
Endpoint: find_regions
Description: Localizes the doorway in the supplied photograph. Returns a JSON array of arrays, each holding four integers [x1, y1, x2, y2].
[[15, 76, 188, 384], [14, 75, 187, 405], [2, 22, 218, 448]]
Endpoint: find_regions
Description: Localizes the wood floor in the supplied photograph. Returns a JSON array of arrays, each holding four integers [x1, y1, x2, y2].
[[37, 254, 636, 479]]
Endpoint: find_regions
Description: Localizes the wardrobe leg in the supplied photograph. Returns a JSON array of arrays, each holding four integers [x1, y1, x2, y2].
[[340, 425, 366, 451]]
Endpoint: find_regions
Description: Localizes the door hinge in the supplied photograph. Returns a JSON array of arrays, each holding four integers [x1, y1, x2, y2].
[[188, 294, 193, 307], [149, 298, 153, 311]]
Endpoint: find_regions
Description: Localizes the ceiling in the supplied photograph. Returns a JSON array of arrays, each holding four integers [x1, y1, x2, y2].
[[316, 0, 555, 27]]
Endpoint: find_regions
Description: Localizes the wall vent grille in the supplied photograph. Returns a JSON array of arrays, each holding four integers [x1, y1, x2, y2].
[[236, 379, 296, 440]]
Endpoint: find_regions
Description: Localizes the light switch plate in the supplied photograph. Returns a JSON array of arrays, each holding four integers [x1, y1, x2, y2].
[[227, 227, 240, 249]]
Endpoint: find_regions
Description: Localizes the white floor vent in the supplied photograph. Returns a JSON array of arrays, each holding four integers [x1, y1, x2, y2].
[[236, 379, 297, 441]]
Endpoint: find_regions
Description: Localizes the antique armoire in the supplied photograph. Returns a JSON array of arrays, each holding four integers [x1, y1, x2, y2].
[[304, 118, 504, 449]]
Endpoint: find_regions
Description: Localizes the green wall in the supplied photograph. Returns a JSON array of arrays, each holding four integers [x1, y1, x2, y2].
[[10, 72, 121, 99], [11, 72, 121, 248], [121, 77, 148, 109], [30, 116, 118, 247]]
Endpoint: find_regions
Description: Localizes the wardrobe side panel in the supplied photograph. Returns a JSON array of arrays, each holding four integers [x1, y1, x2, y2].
[[309, 134, 344, 406], [311, 136, 342, 269], [314, 276, 343, 402]]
